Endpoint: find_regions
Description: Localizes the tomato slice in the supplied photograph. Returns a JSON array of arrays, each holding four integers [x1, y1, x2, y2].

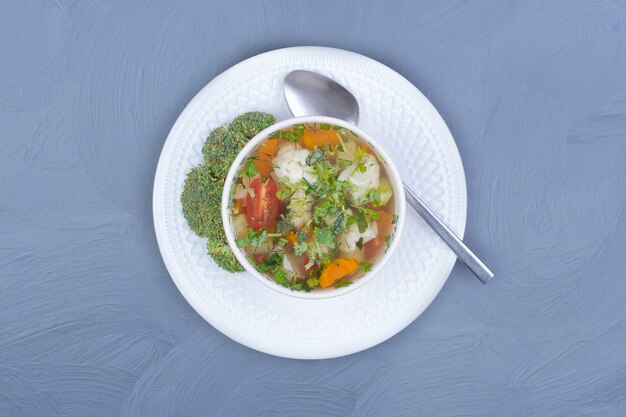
[[246, 177, 280, 230]]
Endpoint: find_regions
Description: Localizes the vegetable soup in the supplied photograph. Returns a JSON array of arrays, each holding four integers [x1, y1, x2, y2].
[[229, 123, 398, 291]]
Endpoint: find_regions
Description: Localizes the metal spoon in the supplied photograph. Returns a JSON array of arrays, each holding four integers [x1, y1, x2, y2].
[[283, 70, 494, 283]]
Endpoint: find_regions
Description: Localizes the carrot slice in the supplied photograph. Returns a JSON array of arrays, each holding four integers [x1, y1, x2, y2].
[[253, 138, 279, 178], [286, 231, 298, 244], [234, 199, 245, 215], [302, 128, 340, 150], [319, 258, 359, 288]]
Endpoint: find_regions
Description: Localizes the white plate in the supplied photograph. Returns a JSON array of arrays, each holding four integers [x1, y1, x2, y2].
[[153, 46, 466, 359]]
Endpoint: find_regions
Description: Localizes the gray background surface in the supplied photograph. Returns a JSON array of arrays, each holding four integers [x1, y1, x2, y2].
[[2, 1, 626, 416]]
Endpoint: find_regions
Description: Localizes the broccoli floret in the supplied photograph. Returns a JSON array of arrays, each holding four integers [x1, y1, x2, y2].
[[202, 128, 248, 178], [230, 112, 276, 139], [182, 165, 242, 272], [183, 112, 276, 274], [181, 165, 223, 239], [207, 240, 244, 273]]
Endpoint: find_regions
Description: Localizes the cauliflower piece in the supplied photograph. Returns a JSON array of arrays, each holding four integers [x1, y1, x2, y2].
[[338, 153, 380, 200], [273, 144, 316, 184], [338, 221, 378, 252], [288, 188, 313, 228]]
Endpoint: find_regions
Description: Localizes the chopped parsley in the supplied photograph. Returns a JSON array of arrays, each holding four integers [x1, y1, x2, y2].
[[314, 227, 335, 248], [236, 228, 267, 249], [353, 146, 366, 162], [360, 262, 373, 272], [306, 147, 325, 166], [270, 124, 305, 142], [331, 212, 346, 235], [334, 279, 353, 288], [339, 158, 352, 167], [244, 159, 258, 177], [294, 241, 308, 256]]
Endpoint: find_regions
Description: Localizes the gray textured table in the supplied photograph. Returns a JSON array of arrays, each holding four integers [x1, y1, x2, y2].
[[2, 1, 626, 416]]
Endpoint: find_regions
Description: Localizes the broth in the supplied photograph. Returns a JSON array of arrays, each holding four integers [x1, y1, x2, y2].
[[229, 123, 398, 291]]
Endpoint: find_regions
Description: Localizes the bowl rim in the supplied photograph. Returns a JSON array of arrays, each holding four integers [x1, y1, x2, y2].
[[221, 116, 406, 299]]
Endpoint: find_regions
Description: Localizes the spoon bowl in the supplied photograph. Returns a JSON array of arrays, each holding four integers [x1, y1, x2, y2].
[[284, 70, 360, 125]]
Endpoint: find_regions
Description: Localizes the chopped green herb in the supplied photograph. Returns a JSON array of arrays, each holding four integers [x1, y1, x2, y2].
[[273, 267, 288, 287], [320, 123, 331, 130], [297, 230, 309, 242], [255, 251, 283, 273], [306, 277, 320, 288], [354, 206, 382, 222], [356, 213, 368, 233], [236, 228, 268, 248], [356, 237, 364, 250], [315, 227, 335, 248], [294, 241, 308, 256], [339, 158, 352, 167], [270, 125, 305, 142], [313, 199, 335, 223], [275, 215, 293, 233], [360, 262, 373, 272], [306, 147, 325, 166], [353, 146, 366, 162], [361, 188, 382, 206], [384, 234, 393, 249], [244, 159, 259, 177], [331, 212, 345, 235], [334, 279, 353, 288]]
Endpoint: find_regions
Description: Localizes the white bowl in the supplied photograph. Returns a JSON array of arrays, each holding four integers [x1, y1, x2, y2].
[[222, 116, 406, 299]]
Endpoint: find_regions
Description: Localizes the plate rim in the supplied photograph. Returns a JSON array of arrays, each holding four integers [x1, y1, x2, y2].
[[153, 46, 467, 359]]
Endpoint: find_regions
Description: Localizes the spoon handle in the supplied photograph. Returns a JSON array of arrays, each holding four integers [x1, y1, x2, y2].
[[403, 183, 494, 283]]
